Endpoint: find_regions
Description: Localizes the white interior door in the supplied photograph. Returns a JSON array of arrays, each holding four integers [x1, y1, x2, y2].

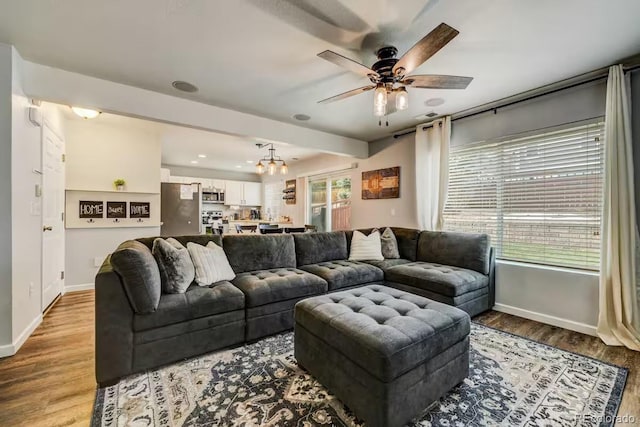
[[42, 124, 65, 311]]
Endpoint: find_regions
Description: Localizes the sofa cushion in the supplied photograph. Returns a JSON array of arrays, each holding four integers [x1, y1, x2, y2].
[[136, 234, 222, 250], [187, 241, 236, 285], [293, 231, 348, 266], [300, 260, 383, 291], [152, 238, 195, 294], [349, 230, 384, 261], [375, 227, 400, 259], [295, 284, 470, 382], [418, 231, 490, 275], [361, 258, 411, 270], [346, 227, 421, 261], [385, 262, 489, 297], [223, 234, 296, 273], [110, 240, 161, 314], [133, 282, 245, 332], [232, 268, 328, 307]]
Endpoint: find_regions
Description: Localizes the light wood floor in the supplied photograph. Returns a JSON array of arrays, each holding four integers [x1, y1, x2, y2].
[[0, 291, 638, 426]]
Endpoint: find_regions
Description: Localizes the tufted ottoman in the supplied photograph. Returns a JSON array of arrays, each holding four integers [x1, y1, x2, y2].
[[294, 284, 470, 427]]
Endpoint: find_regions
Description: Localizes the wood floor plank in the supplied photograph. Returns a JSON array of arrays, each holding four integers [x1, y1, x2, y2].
[[0, 292, 638, 426]]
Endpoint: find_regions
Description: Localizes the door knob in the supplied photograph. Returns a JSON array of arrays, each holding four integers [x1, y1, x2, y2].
[[43, 226, 53, 232]]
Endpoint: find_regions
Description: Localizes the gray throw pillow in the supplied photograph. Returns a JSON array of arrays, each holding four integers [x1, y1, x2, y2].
[[373, 227, 400, 259], [152, 238, 196, 294], [110, 240, 161, 314]]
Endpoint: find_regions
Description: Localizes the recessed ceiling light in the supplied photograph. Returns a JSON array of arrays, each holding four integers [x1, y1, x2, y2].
[[235, 165, 242, 168], [246, 160, 254, 164], [71, 106, 101, 119], [291, 157, 299, 161], [198, 154, 207, 158], [293, 114, 311, 121], [190, 160, 198, 164], [172, 80, 198, 93], [425, 98, 445, 107]]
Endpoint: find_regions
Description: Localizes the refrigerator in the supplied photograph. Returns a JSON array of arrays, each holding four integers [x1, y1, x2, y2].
[[160, 182, 202, 236]]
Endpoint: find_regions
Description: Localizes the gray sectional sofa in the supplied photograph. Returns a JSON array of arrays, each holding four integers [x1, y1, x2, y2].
[[95, 227, 494, 386]]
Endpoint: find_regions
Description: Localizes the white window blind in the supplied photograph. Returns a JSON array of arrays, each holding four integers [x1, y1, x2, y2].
[[444, 120, 604, 270]]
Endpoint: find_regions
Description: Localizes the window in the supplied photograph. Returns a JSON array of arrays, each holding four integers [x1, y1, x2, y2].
[[443, 121, 604, 270], [308, 175, 352, 231]]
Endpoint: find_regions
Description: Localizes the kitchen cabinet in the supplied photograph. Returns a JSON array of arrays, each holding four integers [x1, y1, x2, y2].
[[225, 181, 262, 206], [225, 181, 244, 205], [243, 182, 262, 206], [160, 168, 171, 182]]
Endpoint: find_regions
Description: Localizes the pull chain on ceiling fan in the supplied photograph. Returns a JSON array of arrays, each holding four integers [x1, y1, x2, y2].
[[316, 23, 473, 123]]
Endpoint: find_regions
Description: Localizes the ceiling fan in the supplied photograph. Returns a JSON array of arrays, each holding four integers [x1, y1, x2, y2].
[[316, 23, 472, 123]]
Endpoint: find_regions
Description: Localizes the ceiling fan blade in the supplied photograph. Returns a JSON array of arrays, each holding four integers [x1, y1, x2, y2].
[[403, 74, 473, 89], [318, 50, 379, 78], [317, 85, 375, 104], [392, 23, 459, 76]]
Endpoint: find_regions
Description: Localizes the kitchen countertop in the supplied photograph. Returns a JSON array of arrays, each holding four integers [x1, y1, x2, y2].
[[227, 220, 293, 224]]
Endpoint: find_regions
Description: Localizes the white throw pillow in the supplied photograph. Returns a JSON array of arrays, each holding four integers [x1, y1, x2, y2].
[[349, 230, 384, 261], [187, 241, 236, 286]]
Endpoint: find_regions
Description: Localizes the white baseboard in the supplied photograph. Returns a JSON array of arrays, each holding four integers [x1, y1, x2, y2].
[[0, 314, 43, 358], [492, 303, 598, 337], [64, 283, 94, 293]]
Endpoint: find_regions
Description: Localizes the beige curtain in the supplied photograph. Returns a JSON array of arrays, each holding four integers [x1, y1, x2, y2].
[[415, 116, 451, 231], [597, 65, 640, 351]]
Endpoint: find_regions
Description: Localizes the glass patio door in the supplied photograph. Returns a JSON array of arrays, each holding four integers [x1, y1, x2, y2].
[[308, 175, 351, 232]]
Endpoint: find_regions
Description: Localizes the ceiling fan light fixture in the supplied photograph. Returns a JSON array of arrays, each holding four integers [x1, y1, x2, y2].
[[256, 161, 265, 174], [373, 102, 386, 117], [280, 162, 288, 175], [374, 83, 387, 107], [395, 87, 409, 111]]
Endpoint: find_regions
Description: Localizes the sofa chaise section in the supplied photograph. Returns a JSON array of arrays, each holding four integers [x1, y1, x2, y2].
[[95, 235, 246, 386], [293, 231, 384, 291], [384, 231, 495, 317], [222, 234, 328, 341]]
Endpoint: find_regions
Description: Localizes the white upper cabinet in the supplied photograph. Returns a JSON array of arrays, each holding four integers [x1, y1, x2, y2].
[[225, 180, 244, 205], [243, 182, 262, 206], [167, 176, 261, 206], [160, 168, 171, 182]]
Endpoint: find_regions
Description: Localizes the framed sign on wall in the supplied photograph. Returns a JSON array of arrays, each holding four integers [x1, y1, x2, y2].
[[106, 202, 127, 219], [362, 166, 400, 199], [79, 200, 104, 219], [130, 202, 151, 218]]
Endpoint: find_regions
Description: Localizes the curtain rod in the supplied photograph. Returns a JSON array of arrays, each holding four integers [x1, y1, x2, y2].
[[392, 63, 640, 140]]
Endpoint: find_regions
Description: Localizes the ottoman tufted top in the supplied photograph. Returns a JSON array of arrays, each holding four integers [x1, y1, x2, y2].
[[295, 284, 470, 382]]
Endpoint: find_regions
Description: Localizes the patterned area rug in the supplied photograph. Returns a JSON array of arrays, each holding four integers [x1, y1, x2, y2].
[[92, 324, 627, 427]]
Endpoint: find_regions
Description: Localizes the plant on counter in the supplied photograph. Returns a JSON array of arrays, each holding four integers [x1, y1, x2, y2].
[[114, 178, 126, 191]]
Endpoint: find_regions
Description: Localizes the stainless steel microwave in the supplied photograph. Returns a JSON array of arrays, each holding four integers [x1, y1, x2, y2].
[[203, 191, 225, 203]]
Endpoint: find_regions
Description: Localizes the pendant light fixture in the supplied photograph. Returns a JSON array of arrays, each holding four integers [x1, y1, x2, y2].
[[255, 143, 288, 175]]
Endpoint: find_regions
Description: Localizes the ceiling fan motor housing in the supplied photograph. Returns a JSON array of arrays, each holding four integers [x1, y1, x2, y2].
[[372, 46, 401, 83]]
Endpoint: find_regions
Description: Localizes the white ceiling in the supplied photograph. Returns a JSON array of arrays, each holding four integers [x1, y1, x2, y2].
[[3, 1, 640, 141], [62, 107, 320, 172]]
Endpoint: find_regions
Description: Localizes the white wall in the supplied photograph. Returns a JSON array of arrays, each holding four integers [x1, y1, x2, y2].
[[0, 44, 13, 351], [64, 117, 162, 288], [495, 261, 599, 335], [65, 227, 159, 290], [262, 133, 418, 229], [0, 47, 66, 356]]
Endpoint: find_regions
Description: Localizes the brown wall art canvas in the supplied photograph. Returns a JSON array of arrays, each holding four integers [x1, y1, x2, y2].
[[362, 166, 400, 199]]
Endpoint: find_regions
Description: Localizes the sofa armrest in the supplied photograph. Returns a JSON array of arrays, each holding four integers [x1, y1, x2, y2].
[[488, 247, 496, 308], [95, 255, 134, 386], [417, 231, 491, 275]]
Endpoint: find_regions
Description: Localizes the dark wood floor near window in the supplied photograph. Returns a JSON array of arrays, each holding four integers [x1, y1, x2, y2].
[[0, 291, 638, 426]]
